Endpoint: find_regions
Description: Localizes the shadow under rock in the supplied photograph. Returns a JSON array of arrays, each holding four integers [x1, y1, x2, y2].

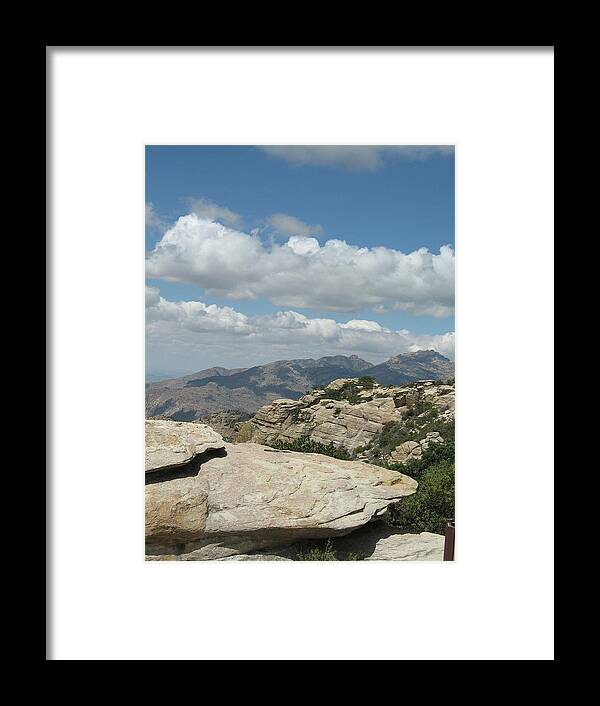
[[260, 521, 406, 561], [145, 446, 227, 485], [330, 521, 403, 559]]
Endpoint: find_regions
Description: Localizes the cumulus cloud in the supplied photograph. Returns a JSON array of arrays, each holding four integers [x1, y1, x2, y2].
[[146, 286, 252, 336], [189, 198, 241, 228], [146, 287, 455, 368], [259, 146, 454, 171], [265, 212, 323, 238], [145, 215, 454, 317], [145, 284, 161, 307], [145, 202, 167, 231]]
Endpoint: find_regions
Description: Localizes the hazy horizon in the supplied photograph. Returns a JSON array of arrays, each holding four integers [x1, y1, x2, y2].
[[145, 347, 452, 383]]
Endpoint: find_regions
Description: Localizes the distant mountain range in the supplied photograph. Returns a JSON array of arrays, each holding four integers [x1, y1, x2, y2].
[[145, 350, 454, 420], [362, 350, 456, 386]]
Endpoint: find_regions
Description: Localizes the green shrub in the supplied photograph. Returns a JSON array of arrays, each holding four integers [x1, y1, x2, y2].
[[402, 412, 454, 441], [404, 398, 434, 418], [294, 539, 365, 561], [318, 381, 364, 404], [377, 421, 413, 454], [235, 422, 254, 443], [296, 539, 338, 561], [321, 390, 341, 401], [387, 437, 455, 478], [344, 391, 361, 405], [433, 378, 455, 386], [357, 376, 376, 389], [271, 435, 351, 460], [386, 448, 454, 535], [289, 406, 309, 422]]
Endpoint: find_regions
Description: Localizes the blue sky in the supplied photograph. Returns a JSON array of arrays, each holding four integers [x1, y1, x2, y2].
[[145, 146, 455, 375]]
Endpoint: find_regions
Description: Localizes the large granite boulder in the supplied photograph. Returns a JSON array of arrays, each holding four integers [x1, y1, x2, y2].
[[145, 442, 418, 560], [145, 419, 224, 473]]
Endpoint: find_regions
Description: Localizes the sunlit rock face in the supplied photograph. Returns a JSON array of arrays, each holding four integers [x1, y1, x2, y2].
[[145, 437, 417, 561]]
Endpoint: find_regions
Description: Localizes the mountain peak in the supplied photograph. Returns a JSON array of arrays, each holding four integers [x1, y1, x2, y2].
[[314, 354, 374, 370], [363, 350, 454, 386], [403, 349, 448, 360], [147, 351, 454, 420]]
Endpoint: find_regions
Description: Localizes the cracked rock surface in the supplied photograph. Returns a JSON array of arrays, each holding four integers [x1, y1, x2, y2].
[[145, 441, 417, 560]]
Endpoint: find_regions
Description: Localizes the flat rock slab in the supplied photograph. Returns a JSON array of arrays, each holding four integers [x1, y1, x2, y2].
[[145, 419, 225, 473], [210, 524, 444, 561], [146, 523, 443, 562], [331, 523, 444, 561], [145, 442, 417, 560]]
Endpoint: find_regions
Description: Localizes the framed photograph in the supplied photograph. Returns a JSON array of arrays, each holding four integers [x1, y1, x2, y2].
[[48, 47, 554, 660]]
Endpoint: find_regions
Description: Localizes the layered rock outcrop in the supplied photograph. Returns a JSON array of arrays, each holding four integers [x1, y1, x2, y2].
[[247, 379, 455, 461], [145, 420, 418, 560]]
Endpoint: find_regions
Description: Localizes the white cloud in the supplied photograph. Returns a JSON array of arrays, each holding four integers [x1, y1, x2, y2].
[[145, 285, 161, 307], [146, 287, 455, 371], [146, 214, 454, 317], [286, 236, 321, 255], [146, 287, 252, 336], [265, 212, 323, 238], [260, 146, 454, 171], [145, 202, 167, 231], [190, 197, 241, 228]]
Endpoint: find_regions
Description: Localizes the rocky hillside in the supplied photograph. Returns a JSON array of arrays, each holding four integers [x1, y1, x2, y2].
[[145, 350, 454, 420], [197, 410, 252, 441], [145, 354, 373, 419], [144, 419, 444, 561], [246, 376, 455, 465]]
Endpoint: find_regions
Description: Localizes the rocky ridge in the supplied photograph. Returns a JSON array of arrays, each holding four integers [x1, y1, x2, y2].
[[145, 351, 454, 421], [247, 377, 455, 464]]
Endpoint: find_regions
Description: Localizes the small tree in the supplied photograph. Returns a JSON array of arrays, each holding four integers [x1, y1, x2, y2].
[[357, 376, 376, 389]]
